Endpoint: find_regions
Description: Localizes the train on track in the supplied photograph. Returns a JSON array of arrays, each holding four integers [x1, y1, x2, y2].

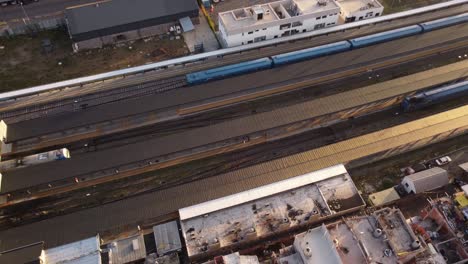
[[186, 13, 468, 85], [0, 148, 70, 172], [402, 80, 468, 112]]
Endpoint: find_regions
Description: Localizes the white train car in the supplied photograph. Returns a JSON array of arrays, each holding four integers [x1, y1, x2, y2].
[[0, 148, 70, 172]]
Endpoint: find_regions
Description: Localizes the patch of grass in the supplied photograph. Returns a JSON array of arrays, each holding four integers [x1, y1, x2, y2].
[[0, 29, 189, 92]]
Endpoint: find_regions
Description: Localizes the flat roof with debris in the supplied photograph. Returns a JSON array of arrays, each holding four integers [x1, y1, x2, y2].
[[108, 234, 146, 264], [179, 165, 364, 258], [293, 224, 343, 264], [281, 208, 422, 264], [369, 187, 401, 206]]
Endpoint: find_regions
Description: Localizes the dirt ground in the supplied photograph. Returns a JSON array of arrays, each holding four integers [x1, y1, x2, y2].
[[0, 29, 189, 92]]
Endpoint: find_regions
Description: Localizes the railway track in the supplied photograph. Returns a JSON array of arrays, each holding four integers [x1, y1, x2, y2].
[[1, 99, 467, 230], [1, 62, 466, 208], [6, 36, 468, 156], [1, 5, 467, 115], [0, 77, 187, 122]]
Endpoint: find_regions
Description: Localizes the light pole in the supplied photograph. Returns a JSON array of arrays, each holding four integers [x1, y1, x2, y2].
[[20, 2, 30, 25]]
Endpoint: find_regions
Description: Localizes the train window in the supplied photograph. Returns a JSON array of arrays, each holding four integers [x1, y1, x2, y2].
[[248, 31, 253, 34], [375, 13, 380, 16], [248, 40, 253, 44], [322, 16, 326, 18], [316, 17, 321, 20], [262, 28, 267, 30]]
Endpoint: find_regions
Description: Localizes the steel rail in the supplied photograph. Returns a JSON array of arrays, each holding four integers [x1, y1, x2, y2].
[[0, 0, 467, 101]]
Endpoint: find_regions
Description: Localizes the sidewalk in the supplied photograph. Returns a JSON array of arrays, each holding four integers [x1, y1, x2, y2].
[[183, 12, 219, 53]]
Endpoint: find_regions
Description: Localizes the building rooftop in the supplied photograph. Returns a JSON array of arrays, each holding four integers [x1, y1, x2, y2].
[[153, 221, 182, 256], [336, 0, 383, 14], [108, 234, 147, 264], [294, 224, 343, 264], [219, 0, 340, 33], [65, 0, 199, 37], [222, 252, 260, 264], [179, 165, 364, 258], [40, 235, 101, 264], [277, 208, 422, 264], [369, 187, 401, 206], [403, 167, 449, 193]]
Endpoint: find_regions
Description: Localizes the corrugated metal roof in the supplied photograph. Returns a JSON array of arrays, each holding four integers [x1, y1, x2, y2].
[[65, 0, 198, 36], [108, 234, 146, 264], [0, 105, 467, 252], [403, 167, 449, 193], [40, 235, 101, 264], [4, 61, 468, 194], [153, 221, 182, 255], [179, 164, 347, 220]]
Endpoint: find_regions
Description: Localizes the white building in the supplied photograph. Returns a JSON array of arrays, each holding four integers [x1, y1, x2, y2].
[[402, 167, 449, 194], [336, 0, 384, 23], [218, 0, 340, 47]]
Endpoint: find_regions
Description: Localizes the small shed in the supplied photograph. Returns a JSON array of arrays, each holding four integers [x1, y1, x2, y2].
[[402, 167, 449, 194], [153, 221, 182, 255], [108, 234, 147, 264]]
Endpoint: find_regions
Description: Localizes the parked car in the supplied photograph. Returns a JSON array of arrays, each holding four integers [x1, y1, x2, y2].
[[435, 156, 452, 166]]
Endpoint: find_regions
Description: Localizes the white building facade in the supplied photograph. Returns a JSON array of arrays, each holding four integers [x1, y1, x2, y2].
[[336, 0, 384, 23], [218, 0, 340, 47]]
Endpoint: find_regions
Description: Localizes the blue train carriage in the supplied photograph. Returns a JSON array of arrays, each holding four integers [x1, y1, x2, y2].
[[271, 41, 352, 66], [349, 25, 423, 48], [186, 58, 273, 84], [420, 13, 468, 32], [402, 80, 468, 112]]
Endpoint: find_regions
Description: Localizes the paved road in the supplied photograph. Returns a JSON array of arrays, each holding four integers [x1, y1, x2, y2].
[[0, 0, 95, 23]]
